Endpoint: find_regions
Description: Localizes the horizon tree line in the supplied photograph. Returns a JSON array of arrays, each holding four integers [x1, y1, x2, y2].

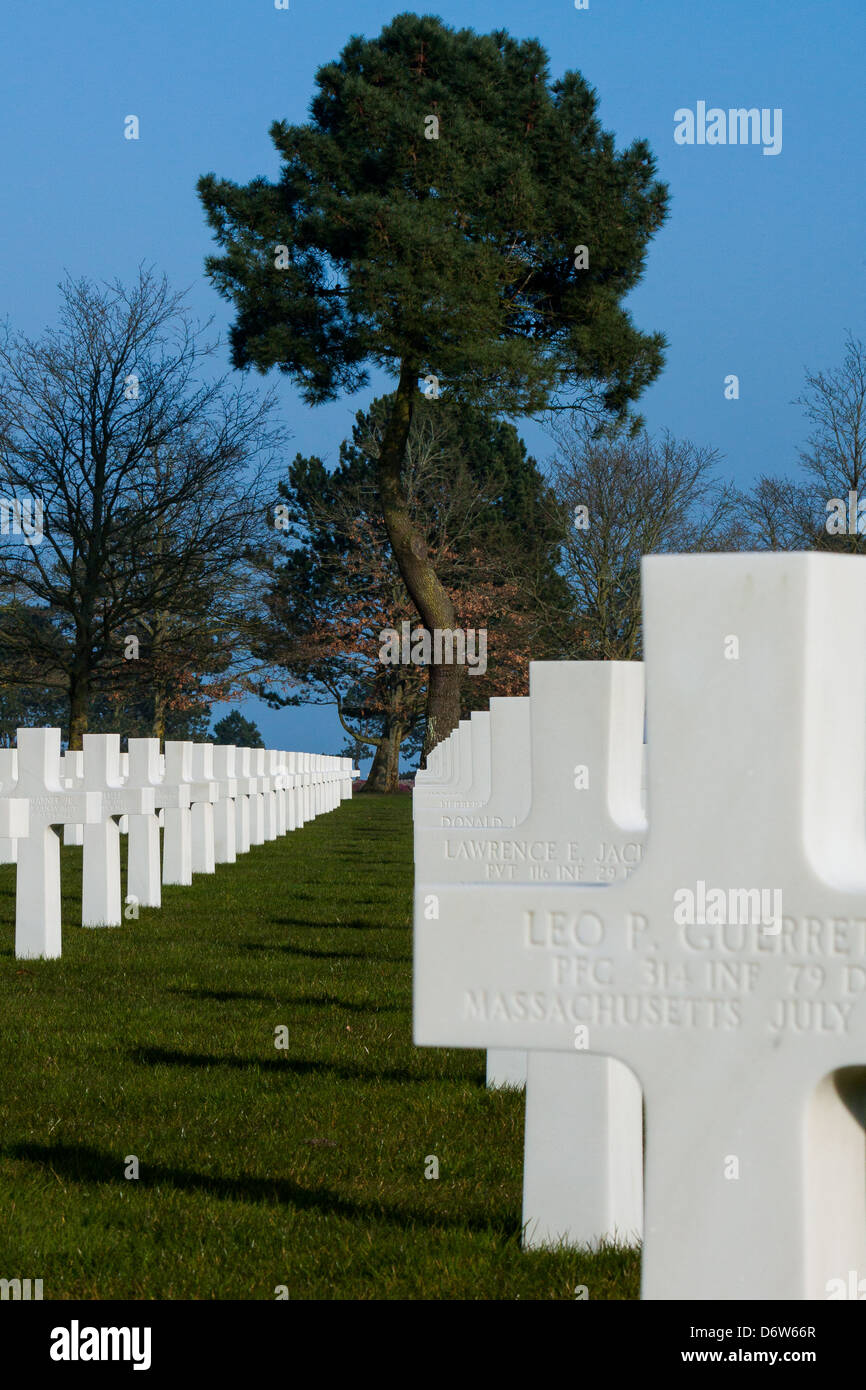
[[0, 13, 861, 774]]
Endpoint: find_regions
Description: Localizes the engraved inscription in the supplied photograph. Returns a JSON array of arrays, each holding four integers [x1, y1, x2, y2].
[[31, 796, 76, 817], [512, 908, 866, 1036], [442, 838, 643, 881]]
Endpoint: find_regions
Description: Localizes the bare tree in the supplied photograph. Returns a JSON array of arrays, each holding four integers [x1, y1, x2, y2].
[[734, 336, 866, 554], [546, 420, 739, 658], [731, 475, 823, 551], [796, 334, 866, 493], [0, 267, 284, 745]]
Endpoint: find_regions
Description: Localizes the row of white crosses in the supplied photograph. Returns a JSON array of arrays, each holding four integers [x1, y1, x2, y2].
[[0, 733, 358, 960], [414, 665, 645, 1254], [414, 553, 866, 1300]]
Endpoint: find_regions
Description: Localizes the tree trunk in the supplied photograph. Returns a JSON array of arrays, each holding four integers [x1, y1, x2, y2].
[[68, 668, 90, 750], [363, 737, 391, 793], [152, 681, 166, 744], [424, 663, 461, 761], [377, 359, 463, 762], [362, 722, 406, 794], [150, 484, 169, 742]]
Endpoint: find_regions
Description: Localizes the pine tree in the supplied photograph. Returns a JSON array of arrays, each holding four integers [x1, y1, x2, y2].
[[199, 13, 668, 754], [212, 711, 264, 748]]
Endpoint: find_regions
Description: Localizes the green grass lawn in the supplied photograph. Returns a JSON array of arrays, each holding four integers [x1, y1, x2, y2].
[[0, 794, 639, 1300]]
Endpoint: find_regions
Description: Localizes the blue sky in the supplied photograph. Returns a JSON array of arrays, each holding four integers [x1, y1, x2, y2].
[[1, 1, 863, 766]]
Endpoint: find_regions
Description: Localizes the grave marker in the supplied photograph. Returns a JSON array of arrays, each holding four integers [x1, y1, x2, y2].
[[416, 671, 646, 1247], [0, 748, 19, 863], [249, 749, 267, 846], [14, 728, 99, 960], [190, 743, 218, 874], [126, 738, 191, 908], [415, 553, 866, 1298], [62, 751, 84, 846], [162, 742, 218, 886], [212, 745, 238, 864], [81, 734, 155, 927], [234, 748, 254, 855], [272, 751, 288, 836], [285, 752, 300, 832]]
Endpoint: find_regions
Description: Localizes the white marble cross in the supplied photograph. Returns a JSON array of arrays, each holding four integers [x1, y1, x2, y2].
[[326, 756, 340, 812], [233, 748, 254, 854], [415, 670, 646, 1249], [416, 552, 866, 1299], [418, 729, 454, 785], [264, 750, 281, 839], [81, 734, 155, 927], [0, 748, 20, 863], [293, 753, 307, 826], [310, 754, 321, 817], [316, 756, 328, 814], [249, 749, 267, 846], [318, 756, 333, 813], [285, 753, 300, 832], [61, 751, 85, 846], [190, 743, 218, 874], [272, 751, 288, 836], [118, 752, 130, 834], [340, 757, 353, 802], [415, 711, 518, 1086], [125, 738, 191, 908], [14, 728, 99, 959], [300, 753, 312, 825], [414, 719, 486, 829], [211, 745, 238, 864], [162, 742, 218, 886], [434, 721, 479, 809]]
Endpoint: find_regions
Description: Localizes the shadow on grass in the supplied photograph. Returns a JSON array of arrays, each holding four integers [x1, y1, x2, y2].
[[287, 993, 402, 1014], [129, 1045, 479, 1086], [270, 917, 396, 932], [170, 988, 399, 1014], [4, 1140, 518, 1238], [170, 987, 279, 1003], [240, 943, 409, 963]]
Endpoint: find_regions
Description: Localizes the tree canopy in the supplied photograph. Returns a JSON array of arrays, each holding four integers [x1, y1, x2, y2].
[[199, 12, 669, 754]]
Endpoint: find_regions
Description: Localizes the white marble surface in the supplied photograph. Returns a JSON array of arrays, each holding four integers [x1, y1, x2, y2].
[[415, 553, 866, 1299]]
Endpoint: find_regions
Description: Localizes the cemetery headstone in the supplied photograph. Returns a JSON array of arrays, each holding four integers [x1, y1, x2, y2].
[[15, 728, 99, 960], [126, 738, 191, 908], [416, 670, 646, 1247], [190, 743, 218, 875], [162, 742, 217, 886], [81, 733, 155, 927], [234, 748, 254, 855], [0, 748, 19, 863], [62, 751, 84, 846], [211, 745, 238, 865], [415, 552, 866, 1298]]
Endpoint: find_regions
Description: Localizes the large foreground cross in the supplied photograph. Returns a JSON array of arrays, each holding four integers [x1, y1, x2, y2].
[[415, 553, 866, 1299], [15, 729, 100, 959]]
